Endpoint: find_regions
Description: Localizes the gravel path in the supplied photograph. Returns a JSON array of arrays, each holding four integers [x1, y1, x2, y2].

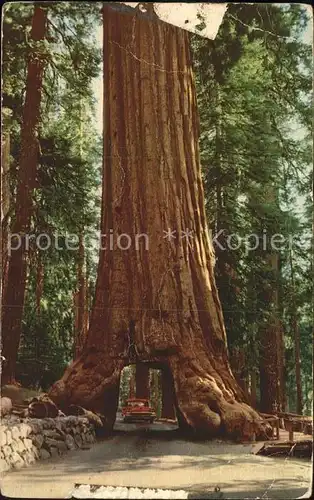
[[1, 422, 311, 499]]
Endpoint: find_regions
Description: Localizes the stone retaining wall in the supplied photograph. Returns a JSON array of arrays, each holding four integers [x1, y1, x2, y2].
[[0, 415, 96, 472]]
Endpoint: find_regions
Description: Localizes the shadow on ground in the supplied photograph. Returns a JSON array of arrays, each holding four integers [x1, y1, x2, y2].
[[1, 423, 311, 500]]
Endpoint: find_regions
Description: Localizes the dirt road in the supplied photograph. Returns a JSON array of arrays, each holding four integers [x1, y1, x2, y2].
[[0, 421, 311, 499]]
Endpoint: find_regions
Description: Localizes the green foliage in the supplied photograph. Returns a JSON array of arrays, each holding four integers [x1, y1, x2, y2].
[[192, 3, 312, 412], [118, 365, 135, 409], [3, 2, 102, 389], [149, 369, 162, 418]]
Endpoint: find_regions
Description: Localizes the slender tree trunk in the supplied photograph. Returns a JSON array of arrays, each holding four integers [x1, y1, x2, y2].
[[1, 117, 11, 302], [49, 5, 268, 440], [292, 317, 302, 414], [231, 347, 249, 401], [83, 263, 90, 337], [249, 370, 257, 409], [1, 5, 48, 384], [150, 369, 161, 417], [259, 182, 286, 415], [135, 363, 150, 399], [278, 319, 286, 411], [161, 367, 176, 419], [289, 248, 302, 414], [74, 233, 87, 358], [129, 366, 135, 398], [259, 252, 285, 413], [277, 255, 286, 412], [74, 99, 89, 358], [35, 252, 44, 317]]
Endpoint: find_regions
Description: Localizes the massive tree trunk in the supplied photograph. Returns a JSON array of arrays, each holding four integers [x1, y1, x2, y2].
[[49, 5, 268, 440], [1, 5, 48, 384]]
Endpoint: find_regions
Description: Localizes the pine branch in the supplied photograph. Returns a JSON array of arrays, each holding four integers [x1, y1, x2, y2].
[[47, 18, 76, 69]]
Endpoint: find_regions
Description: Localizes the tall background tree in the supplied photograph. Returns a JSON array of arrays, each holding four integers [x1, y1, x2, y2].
[[1, 2, 102, 386], [1, 4, 48, 383], [192, 2, 312, 415]]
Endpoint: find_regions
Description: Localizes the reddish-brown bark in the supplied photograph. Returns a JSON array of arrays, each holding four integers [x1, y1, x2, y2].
[[1, 5, 48, 384], [1, 122, 10, 299], [74, 234, 88, 359], [259, 252, 286, 414], [289, 248, 302, 414], [249, 370, 257, 409], [35, 253, 44, 317]]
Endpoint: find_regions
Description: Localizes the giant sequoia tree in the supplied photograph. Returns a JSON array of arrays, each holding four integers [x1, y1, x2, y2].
[[1, 5, 48, 384], [49, 4, 268, 439]]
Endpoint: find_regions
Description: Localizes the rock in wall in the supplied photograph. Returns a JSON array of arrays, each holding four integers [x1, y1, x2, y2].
[[0, 415, 96, 472]]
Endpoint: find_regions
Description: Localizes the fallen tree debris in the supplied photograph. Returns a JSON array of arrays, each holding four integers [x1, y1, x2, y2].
[[67, 405, 103, 428], [28, 394, 59, 418], [253, 439, 312, 459]]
